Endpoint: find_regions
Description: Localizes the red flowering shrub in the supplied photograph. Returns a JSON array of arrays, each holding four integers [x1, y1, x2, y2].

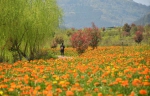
[[134, 31, 143, 44], [70, 23, 101, 54], [70, 30, 91, 54], [88, 23, 101, 49]]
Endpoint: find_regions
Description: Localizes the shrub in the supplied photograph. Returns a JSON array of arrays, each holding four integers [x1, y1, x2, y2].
[[67, 28, 76, 37], [86, 23, 101, 49], [134, 31, 143, 44], [54, 36, 64, 44], [122, 23, 131, 32], [33, 49, 57, 60], [67, 31, 73, 37], [70, 30, 91, 54], [102, 27, 105, 32], [130, 26, 137, 34]]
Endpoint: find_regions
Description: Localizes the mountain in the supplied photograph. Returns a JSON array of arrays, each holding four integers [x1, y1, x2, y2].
[[57, 0, 150, 28], [133, 13, 150, 25]]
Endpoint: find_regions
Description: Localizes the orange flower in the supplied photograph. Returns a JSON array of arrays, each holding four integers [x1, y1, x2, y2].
[[66, 90, 74, 96], [115, 78, 122, 83], [33, 90, 37, 95], [35, 86, 41, 90], [98, 93, 103, 96], [24, 79, 29, 84], [139, 89, 147, 95], [142, 81, 150, 86], [94, 88, 99, 92], [10, 82, 16, 88], [145, 75, 150, 79], [21, 91, 30, 95], [102, 79, 107, 84], [24, 74, 29, 79], [94, 82, 101, 86], [129, 91, 135, 96], [46, 84, 52, 91], [121, 80, 128, 87], [43, 90, 48, 95], [124, 69, 129, 74], [109, 82, 118, 86], [1, 84, 8, 88], [8, 88, 14, 92], [77, 87, 84, 92], [141, 68, 149, 75], [56, 88, 62, 93], [117, 94, 123, 96], [126, 74, 132, 78], [46, 91, 53, 96], [70, 87, 77, 91], [132, 79, 141, 86], [74, 83, 80, 87], [81, 76, 84, 79]]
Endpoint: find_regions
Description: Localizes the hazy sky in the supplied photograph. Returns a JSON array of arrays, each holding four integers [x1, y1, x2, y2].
[[133, 0, 150, 6]]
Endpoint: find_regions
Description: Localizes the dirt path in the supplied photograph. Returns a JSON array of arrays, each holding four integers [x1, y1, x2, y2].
[[57, 55, 73, 59]]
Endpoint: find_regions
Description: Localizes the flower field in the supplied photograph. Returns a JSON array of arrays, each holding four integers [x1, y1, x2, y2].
[[0, 46, 150, 96]]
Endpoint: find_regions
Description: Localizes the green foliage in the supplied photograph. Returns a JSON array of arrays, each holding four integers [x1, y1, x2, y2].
[[52, 24, 150, 48], [35, 49, 57, 60], [54, 35, 64, 44], [122, 23, 131, 32], [130, 26, 137, 34], [66, 28, 76, 37], [0, 0, 62, 62], [144, 24, 150, 32], [51, 40, 58, 48]]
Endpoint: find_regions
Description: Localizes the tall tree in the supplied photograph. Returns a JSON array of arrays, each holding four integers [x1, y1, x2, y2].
[[0, 0, 62, 62], [86, 23, 101, 49]]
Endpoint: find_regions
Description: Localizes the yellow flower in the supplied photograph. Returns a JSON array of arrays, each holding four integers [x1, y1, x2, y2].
[[73, 70, 76, 72], [53, 81, 57, 84], [0, 90, 3, 95], [42, 75, 47, 79], [59, 81, 65, 85], [56, 77, 59, 80], [53, 75, 58, 78], [118, 72, 123, 76]]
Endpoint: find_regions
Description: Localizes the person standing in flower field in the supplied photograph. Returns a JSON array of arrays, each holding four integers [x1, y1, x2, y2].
[[60, 43, 65, 56]]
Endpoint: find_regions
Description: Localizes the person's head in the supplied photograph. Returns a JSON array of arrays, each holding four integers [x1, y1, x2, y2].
[[61, 43, 64, 45]]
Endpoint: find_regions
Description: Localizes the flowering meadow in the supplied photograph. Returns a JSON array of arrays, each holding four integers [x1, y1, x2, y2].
[[0, 46, 150, 96]]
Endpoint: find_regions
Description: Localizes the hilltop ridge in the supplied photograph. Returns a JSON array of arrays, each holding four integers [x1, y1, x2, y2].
[[57, 0, 150, 28]]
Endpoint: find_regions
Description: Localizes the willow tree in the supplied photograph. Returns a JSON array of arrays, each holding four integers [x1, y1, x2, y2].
[[0, 0, 62, 62]]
